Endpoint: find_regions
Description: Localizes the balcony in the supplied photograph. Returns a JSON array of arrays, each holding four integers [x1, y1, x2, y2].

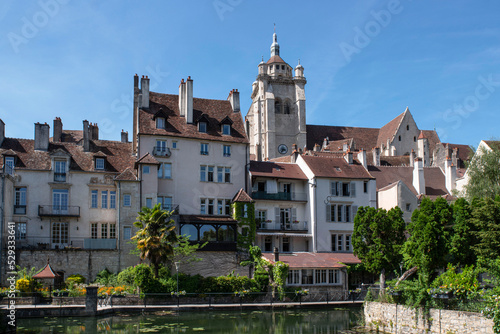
[[153, 147, 171, 157], [256, 220, 308, 231], [251, 191, 307, 201], [4, 236, 116, 250], [38, 205, 80, 217], [54, 173, 66, 182], [14, 205, 26, 215]]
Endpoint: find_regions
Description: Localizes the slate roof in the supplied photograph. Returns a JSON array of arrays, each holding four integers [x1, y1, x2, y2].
[[250, 161, 308, 180], [139, 92, 248, 144], [0, 137, 135, 174], [300, 155, 374, 179], [232, 188, 253, 203], [262, 252, 361, 268]]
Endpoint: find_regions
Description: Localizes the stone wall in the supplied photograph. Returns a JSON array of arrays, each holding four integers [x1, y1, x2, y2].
[[364, 301, 494, 334], [179, 251, 249, 277]]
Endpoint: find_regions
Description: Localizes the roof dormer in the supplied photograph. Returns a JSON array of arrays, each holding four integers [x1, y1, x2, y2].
[[220, 116, 233, 136], [196, 114, 210, 133]]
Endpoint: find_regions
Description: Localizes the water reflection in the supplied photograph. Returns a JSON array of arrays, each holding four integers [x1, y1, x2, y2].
[[17, 307, 365, 333]]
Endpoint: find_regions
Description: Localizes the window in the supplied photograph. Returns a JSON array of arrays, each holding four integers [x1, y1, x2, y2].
[[158, 163, 172, 179], [110, 191, 116, 209], [217, 199, 223, 215], [223, 145, 231, 157], [282, 237, 290, 252], [143, 165, 150, 174], [200, 143, 209, 155], [5, 156, 14, 174], [52, 189, 68, 214], [54, 160, 66, 182], [364, 181, 368, 193], [243, 204, 248, 218], [414, 136, 417, 142], [123, 194, 131, 207], [256, 210, 267, 227], [345, 205, 351, 223], [95, 158, 105, 170], [123, 227, 132, 240], [199, 122, 207, 133], [264, 236, 272, 252], [172, 141, 178, 149], [14, 187, 27, 214], [407, 125, 410, 131], [315, 269, 327, 284], [398, 135, 401, 141], [406, 203, 411, 212], [155, 140, 167, 154], [158, 196, 173, 211], [52, 222, 68, 245], [287, 270, 300, 285], [217, 167, 223, 183], [329, 269, 340, 284], [222, 124, 231, 135], [208, 199, 214, 215], [101, 223, 108, 239], [101, 191, 108, 209], [16, 222, 26, 240], [91, 190, 98, 208], [200, 198, 207, 214], [331, 233, 352, 252], [331, 181, 355, 197], [156, 117, 165, 129], [224, 167, 231, 183], [345, 234, 351, 252], [110, 224, 116, 239], [200, 166, 207, 182], [208, 166, 214, 182], [225, 199, 231, 215], [91, 223, 98, 239], [342, 183, 350, 197], [146, 198, 153, 208]]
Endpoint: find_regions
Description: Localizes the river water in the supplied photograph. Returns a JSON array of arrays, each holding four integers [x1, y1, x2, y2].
[[16, 307, 369, 333]]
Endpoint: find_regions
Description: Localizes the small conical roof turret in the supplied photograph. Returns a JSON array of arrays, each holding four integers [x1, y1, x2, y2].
[[271, 32, 280, 57]]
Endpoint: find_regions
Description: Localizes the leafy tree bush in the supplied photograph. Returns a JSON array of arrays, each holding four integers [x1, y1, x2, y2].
[[94, 268, 117, 286], [449, 198, 476, 265], [431, 264, 480, 302], [464, 145, 500, 200], [65, 274, 85, 287]]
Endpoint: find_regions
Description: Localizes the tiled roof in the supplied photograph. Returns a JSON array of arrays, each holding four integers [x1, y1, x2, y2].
[[368, 166, 449, 198], [60, 130, 83, 143], [377, 111, 406, 148], [136, 152, 160, 165], [323, 138, 354, 152], [422, 130, 441, 153], [232, 188, 253, 203], [365, 152, 411, 166], [269, 155, 293, 163], [115, 167, 138, 181], [33, 260, 60, 279], [0, 137, 135, 173], [262, 252, 361, 268], [484, 140, 500, 151], [266, 55, 286, 64], [179, 215, 237, 224], [301, 155, 374, 179], [139, 92, 248, 144], [250, 161, 308, 180], [306, 125, 380, 151]]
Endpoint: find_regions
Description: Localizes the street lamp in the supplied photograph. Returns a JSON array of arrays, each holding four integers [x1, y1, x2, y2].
[[175, 262, 180, 295]]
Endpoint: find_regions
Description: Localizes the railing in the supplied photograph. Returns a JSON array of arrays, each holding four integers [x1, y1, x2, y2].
[[153, 147, 171, 157], [14, 205, 26, 215], [251, 191, 307, 201], [4, 236, 116, 250], [38, 205, 80, 217], [54, 173, 66, 182], [256, 220, 308, 231]]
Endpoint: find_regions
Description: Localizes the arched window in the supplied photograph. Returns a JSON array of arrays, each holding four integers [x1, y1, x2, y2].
[[181, 224, 198, 241], [284, 101, 291, 114], [275, 99, 282, 114]]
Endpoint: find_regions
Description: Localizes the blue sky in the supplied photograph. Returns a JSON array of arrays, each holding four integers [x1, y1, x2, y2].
[[1, 1, 499, 148]]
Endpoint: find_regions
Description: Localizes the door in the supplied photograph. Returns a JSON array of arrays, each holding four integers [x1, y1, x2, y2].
[[52, 189, 68, 215], [52, 222, 69, 249]]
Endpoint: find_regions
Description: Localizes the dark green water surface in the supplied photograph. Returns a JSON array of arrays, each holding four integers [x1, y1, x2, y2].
[[16, 307, 368, 333]]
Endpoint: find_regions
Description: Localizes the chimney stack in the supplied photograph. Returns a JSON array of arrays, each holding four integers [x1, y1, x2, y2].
[[179, 79, 186, 117], [452, 147, 458, 167], [344, 150, 353, 164], [134, 73, 139, 89], [313, 143, 320, 152], [0, 119, 5, 146], [322, 137, 329, 150], [357, 149, 367, 169], [89, 123, 99, 141], [410, 149, 416, 167], [273, 247, 279, 262], [291, 144, 299, 163], [34, 122, 50, 151], [140, 75, 150, 109], [83, 120, 90, 152], [228, 89, 240, 112], [186, 76, 193, 124], [413, 158, 425, 195], [53, 117, 62, 142], [372, 147, 380, 166], [445, 158, 456, 193], [121, 130, 128, 143]]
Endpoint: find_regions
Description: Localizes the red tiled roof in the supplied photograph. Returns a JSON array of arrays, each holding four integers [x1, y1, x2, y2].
[[484, 140, 500, 151], [300, 155, 373, 179], [306, 125, 380, 151], [262, 252, 361, 268], [232, 188, 253, 203], [269, 155, 293, 163], [323, 138, 353, 152], [418, 130, 426, 139], [0, 137, 135, 174], [266, 55, 286, 64], [136, 152, 160, 165], [33, 261, 60, 279], [250, 161, 308, 180], [115, 167, 138, 181], [139, 92, 248, 144]]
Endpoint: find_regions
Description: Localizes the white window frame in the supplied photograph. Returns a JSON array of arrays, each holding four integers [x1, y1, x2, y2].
[[223, 145, 231, 157], [200, 143, 209, 155], [123, 194, 131, 207], [222, 124, 231, 135], [156, 117, 165, 129], [95, 158, 105, 170]]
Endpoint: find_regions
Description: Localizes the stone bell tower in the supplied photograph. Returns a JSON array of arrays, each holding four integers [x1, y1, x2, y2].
[[246, 32, 307, 161]]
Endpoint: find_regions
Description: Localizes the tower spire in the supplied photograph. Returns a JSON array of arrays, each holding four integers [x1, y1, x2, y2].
[[271, 25, 279, 57]]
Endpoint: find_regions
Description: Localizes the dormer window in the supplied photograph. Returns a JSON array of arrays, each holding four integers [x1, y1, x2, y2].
[[222, 124, 231, 135], [54, 160, 66, 182], [4, 156, 14, 175], [156, 117, 165, 129], [95, 158, 105, 170], [199, 122, 207, 133]]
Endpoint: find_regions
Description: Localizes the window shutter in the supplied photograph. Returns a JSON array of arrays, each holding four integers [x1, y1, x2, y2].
[[338, 182, 342, 197], [351, 182, 356, 197], [292, 208, 297, 222], [330, 182, 335, 196], [352, 206, 358, 222], [326, 204, 331, 222], [291, 183, 295, 200], [274, 207, 280, 225]]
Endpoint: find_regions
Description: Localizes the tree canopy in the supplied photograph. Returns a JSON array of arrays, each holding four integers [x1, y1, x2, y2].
[[464, 145, 500, 200]]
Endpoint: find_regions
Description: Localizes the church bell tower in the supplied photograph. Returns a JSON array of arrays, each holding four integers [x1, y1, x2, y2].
[[246, 31, 307, 161]]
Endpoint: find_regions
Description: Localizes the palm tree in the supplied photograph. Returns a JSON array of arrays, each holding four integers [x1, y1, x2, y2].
[[132, 203, 178, 277]]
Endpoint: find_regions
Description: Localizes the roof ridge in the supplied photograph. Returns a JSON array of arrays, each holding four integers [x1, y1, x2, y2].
[[150, 91, 231, 103]]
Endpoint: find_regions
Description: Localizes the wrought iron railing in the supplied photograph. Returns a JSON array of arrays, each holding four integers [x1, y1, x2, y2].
[[256, 220, 308, 231], [3, 236, 117, 250], [38, 205, 80, 217], [251, 191, 307, 201]]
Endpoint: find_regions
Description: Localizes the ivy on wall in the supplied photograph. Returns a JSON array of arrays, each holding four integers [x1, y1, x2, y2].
[[232, 201, 256, 252]]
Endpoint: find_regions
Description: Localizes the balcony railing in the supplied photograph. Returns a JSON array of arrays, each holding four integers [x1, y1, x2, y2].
[[3, 236, 116, 250], [256, 220, 308, 231], [153, 147, 171, 157], [54, 173, 66, 182], [38, 205, 80, 217], [14, 205, 26, 215], [251, 191, 307, 201]]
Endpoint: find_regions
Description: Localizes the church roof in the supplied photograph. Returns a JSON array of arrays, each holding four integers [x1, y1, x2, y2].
[[377, 111, 406, 148], [266, 55, 287, 64], [306, 125, 380, 151], [139, 92, 248, 144]]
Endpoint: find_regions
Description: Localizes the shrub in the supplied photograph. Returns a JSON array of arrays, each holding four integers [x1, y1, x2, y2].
[[134, 264, 164, 293], [94, 268, 117, 286], [16, 279, 31, 293], [66, 274, 85, 287], [116, 266, 137, 286]]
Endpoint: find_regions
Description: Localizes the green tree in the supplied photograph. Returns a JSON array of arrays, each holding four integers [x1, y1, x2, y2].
[[464, 145, 500, 200], [403, 197, 452, 285], [449, 198, 477, 266], [471, 197, 500, 260], [352, 206, 406, 290], [132, 203, 179, 278]]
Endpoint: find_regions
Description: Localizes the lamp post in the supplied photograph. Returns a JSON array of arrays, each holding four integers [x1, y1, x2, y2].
[[175, 262, 180, 294]]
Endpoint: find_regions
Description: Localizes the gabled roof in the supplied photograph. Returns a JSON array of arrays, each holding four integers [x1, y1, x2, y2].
[[136, 152, 160, 165], [115, 167, 138, 181], [232, 188, 253, 203], [250, 161, 308, 180], [262, 252, 361, 268], [377, 111, 406, 148], [139, 92, 248, 144], [300, 155, 373, 179], [306, 125, 380, 151]]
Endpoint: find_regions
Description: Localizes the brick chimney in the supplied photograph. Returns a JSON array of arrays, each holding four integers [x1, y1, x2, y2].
[[227, 89, 240, 112], [34, 122, 50, 151], [89, 123, 99, 141], [372, 147, 380, 166], [83, 120, 90, 152], [273, 247, 279, 262], [140, 75, 150, 109], [413, 158, 425, 195], [53, 117, 62, 142], [121, 130, 128, 143]]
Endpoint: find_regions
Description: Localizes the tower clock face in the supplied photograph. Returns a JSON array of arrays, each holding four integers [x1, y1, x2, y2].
[[278, 144, 288, 154]]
